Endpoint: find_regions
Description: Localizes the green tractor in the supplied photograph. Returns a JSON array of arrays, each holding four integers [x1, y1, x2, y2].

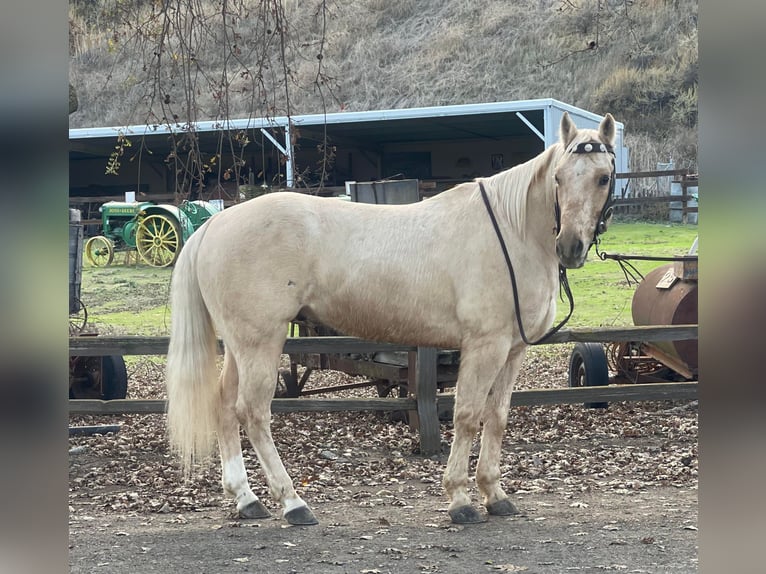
[[84, 199, 221, 267]]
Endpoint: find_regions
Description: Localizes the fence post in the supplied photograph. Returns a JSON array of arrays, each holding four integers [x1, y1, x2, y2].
[[411, 346, 440, 456]]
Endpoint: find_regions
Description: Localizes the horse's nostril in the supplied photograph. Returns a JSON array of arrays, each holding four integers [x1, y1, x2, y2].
[[556, 236, 585, 265]]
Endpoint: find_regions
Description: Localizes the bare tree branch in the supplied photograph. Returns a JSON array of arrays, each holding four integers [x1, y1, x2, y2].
[[93, 0, 334, 199]]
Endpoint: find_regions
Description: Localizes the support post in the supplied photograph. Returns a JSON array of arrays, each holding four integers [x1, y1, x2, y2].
[[411, 346, 440, 456], [260, 124, 294, 188], [284, 121, 294, 187]]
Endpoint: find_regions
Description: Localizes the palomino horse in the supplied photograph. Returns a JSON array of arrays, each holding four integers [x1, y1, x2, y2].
[[166, 112, 617, 525]]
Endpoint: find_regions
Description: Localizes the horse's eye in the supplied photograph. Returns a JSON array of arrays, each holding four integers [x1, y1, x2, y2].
[[599, 174, 610, 186]]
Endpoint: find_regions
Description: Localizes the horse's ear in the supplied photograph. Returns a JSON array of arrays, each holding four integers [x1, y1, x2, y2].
[[599, 113, 616, 147], [559, 112, 578, 148]]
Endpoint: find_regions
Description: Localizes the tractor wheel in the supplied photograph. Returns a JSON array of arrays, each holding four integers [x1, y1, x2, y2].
[[84, 235, 114, 267], [568, 342, 609, 409], [101, 355, 128, 399], [136, 214, 182, 267]]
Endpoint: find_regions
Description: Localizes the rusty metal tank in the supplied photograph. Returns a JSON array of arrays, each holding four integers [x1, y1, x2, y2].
[[631, 259, 698, 378]]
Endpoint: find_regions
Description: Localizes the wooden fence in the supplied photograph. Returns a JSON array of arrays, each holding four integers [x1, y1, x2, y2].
[[614, 169, 698, 222], [70, 325, 698, 455]]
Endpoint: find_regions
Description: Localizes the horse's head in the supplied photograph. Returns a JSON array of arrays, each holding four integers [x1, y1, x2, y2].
[[553, 112, 617, 269]]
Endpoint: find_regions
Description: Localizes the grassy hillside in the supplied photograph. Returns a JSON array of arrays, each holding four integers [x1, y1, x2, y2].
[[68, 0, 697, 171]]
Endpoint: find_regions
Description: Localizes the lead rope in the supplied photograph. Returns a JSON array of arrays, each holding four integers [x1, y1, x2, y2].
[[595, 249, 698, 287], [478, 181, 574, 346]]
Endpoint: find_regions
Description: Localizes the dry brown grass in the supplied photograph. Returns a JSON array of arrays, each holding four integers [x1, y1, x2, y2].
[[69, 0, 697, 170]]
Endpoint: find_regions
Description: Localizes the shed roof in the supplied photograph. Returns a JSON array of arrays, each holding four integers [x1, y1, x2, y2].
[[69, 98, 619, 160]]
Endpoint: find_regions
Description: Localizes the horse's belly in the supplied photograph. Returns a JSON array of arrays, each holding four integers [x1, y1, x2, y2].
[[305, 292, 462, 348]]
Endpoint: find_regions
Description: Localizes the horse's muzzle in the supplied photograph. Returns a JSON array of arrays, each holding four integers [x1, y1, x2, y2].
[[556, 236, 587, 269]]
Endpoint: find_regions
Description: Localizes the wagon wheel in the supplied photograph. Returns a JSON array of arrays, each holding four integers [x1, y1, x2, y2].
[[69, 355, 128, 400], [136, 214, 182, 267], [69, 297, 88, 335], [84, 235, 114, 267], [375, 379, 408, 399], [568, 342, 609, 409]]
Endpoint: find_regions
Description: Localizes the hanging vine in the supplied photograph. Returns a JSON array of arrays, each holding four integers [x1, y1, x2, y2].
[[93, 0, 336, 199]]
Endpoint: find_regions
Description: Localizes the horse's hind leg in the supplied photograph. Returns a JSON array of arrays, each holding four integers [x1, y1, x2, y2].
[[476, 346, 526, 517], [217, 352, 271, 519], [443, 338, 511, 524], [234, 339, 318, 526]]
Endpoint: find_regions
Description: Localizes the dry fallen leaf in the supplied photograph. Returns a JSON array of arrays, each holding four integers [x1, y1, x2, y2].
[[69, 351, 697, 521]]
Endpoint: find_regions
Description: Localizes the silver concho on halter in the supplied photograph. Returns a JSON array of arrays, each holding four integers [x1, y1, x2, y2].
[[572, 141, 612, 155]]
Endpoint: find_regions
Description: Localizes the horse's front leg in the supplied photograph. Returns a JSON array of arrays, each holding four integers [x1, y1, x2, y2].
[[476, 345, 526, 516], [443, 338, 511, 524]]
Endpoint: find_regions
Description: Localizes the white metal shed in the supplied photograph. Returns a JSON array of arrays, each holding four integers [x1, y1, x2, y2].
[[69, 98, 627, 198]]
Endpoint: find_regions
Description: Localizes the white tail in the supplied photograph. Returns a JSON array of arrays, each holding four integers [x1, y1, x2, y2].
[[165, 226, 220, 475]]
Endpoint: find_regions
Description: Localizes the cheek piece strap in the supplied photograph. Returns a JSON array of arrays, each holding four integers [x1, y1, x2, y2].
[[565, 141, 616, 246]]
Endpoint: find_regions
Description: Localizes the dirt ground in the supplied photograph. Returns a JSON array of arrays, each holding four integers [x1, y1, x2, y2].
[[69, 402, 698, 572], [69, 475, 697, 574], [69, 349, 698, 573]]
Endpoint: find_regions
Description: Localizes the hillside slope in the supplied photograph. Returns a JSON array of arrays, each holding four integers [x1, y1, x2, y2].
[[69, 0, 697, 169]]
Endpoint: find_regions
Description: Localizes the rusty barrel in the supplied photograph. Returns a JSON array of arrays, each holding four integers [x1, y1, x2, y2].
[[631, 261, 698, 375]]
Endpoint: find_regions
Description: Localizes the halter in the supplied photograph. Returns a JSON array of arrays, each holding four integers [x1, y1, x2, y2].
[[565, 140, 616, 246], [480, 139, 615, 346]]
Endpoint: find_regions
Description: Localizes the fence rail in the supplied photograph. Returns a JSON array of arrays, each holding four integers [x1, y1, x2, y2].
[[69, 325, 697, 357], [613, 168, 698, 222], [70, 326, 698, 455], [69, 383, 697, 416]]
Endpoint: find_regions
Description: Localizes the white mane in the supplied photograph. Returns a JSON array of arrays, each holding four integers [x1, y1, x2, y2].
[[478, 144, 562, 241]]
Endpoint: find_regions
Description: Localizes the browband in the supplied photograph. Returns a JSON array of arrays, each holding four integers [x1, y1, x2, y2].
[[570, 141, 614, 155], [569, 142, 614, 155]]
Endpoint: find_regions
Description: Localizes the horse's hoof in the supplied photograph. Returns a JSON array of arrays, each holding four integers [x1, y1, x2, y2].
[[486, 499, 519, 516], [284, 506, 319, 526], [238, 500, 272, 519], [448, 505, 487, 524]]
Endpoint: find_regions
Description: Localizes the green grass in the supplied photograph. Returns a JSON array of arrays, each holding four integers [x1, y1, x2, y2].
[[78, 222, 698, 336], [563, 222, 697, 327], [80, 263, 173, 336]]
